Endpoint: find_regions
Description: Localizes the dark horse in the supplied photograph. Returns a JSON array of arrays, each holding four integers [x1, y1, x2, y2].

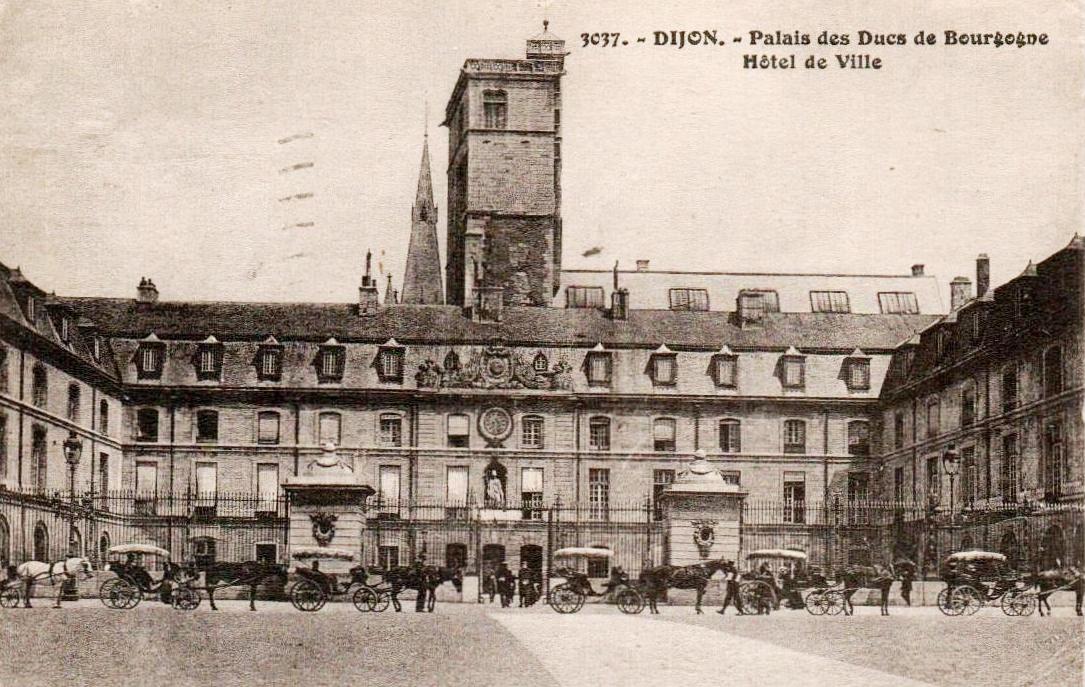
[[367, 565, 463, 612], [639, 558, 732, 614], [1027, 568, 1084, 617], [836, 564, 897, 616], [203, 561, 289, 611]]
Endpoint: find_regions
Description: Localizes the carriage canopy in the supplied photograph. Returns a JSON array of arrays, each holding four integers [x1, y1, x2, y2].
[[108, 544, 170, 557], [291, 546, 356, 561], [552, 546, 614, 559], [747, 548, 807, 561], [946, 551, 1006, 563]]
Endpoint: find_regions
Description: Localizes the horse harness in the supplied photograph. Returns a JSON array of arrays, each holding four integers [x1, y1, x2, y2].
[[34, 559, 83, 584]]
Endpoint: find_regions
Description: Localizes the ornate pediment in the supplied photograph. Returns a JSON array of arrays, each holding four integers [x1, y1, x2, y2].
[[415, 345, 573, 391]]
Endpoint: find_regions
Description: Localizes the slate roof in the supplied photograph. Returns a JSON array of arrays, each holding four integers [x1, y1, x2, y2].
[[58, 297, 938, 351]]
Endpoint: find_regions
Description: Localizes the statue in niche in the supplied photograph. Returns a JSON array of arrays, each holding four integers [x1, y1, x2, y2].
[[483, 460, 507, 507]]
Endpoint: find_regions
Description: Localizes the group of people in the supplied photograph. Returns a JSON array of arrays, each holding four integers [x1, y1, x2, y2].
[[482, 561, 543, 608]]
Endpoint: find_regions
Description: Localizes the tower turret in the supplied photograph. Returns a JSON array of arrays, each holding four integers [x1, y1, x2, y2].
[[401, 129, 445, 304]]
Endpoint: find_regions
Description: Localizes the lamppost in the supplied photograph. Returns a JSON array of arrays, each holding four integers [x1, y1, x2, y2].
[[941, 444, 961, 522], [62, 431, 83, 600]]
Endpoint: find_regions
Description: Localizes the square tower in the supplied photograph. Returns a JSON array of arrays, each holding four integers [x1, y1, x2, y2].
[[442, 27, 565, 307]]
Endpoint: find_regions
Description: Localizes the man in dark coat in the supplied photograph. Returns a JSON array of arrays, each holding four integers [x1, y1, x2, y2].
[[717, 562, 746, 615], [496, 562, 515, 608], [411, 555, 427, 612]]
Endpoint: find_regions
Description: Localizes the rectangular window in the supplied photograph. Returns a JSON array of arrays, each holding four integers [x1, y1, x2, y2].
[[259, 348, 282, 380], [847, 472, 870, 501], [257, 411, 280, 444], [447, 414, 469, 448], [783, 472, 806, 524], [318, 412, 341, 445], [846, 359, 870, 390], [99, 453, 109, 496], [961, 446, 977, 505], [99, 401, 109, 435], [893, 468, 904, 502], [847, 421, 870, 456], [199, 348, 217, 374], [926, 398, 940, 437], [713, 355, 737, 387], [589, 418, 611, 451], [1043, 420, 1064, 498], [137, 408, 158, 442], [67, 384, 81, 421], [446, 466, 469, 504], [720, 470, 741, 486], [0, 413, 7, 479], [668, 288, 709, 311], [719, 420, 741, 453], [138, 345, 163, 378], [565, 286, 605, 309], [1044, 347, 1063, 397], [378, 465, 401, 513], [783, 420, 806, 454], [652, 469, 675, 521], [586, 352, 612, 385], [894, 412, 905, 450], [196, 410, 218, 443], [136, 461, 158, 495], [961, 386, 976, 427], [195, 462, 218, 499], [810, 291, 850, 313], [741, 289, 780, 312], [196, 344, 223, 380], [651, 355, 677, 385], [521, 467, 544, 520], [378, 546, 400, 570], [60, 316, 70, 342], [926, 456, 940, 505], [1001, 434, 1018, 502], [589, 468, 610, 522], [379, 415, 403, 447], [31, 426, 46, 492], [521, 416, 544, 449], [378, 349, 403, 381], [653, 418, 676, 452], [483, 90, 507, 129], [878, 292, 920, 314], [1002, 366, 1018, 412], [782, 359, 805, 389], [319, 347, 345, 381], [257, 463, 279, 513]]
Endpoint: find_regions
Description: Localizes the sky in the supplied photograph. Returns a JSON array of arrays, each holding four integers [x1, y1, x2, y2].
[[1, 0, 1082, 305]]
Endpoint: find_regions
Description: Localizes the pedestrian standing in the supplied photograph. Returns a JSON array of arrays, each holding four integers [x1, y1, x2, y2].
[[900, 567, 914, 607], [411, 555, 427, 612], [717, 563, 745, 616]]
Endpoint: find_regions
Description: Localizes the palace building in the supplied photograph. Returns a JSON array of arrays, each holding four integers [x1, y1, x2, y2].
[[0, 27, 1080, 575]]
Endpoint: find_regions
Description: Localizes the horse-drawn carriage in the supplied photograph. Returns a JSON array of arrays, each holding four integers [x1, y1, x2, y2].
[[99, 544, 201, 610], [936, 550, 1034, 616], [288, 548, 386, 613], [546, 547, 646, 614], [739, 549, 828, 614]]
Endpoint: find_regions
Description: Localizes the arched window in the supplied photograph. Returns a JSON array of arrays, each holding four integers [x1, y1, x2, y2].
[[0, 515, 9, 568], [31, 364, 47, 408], [719, 419, 741, 453], [31, 425, 47, 492], [318, 411, 342, 446], [532, 353, 549, 373], [67, 383, 81, 422], [0, 345, 8, 393], [33, 522, 48, 561], [98, 532, 110, 566], [653, 418, 676, 452], [483, 90, 507, 129], [99, 400, 109, 434], [70, 526, 83, 557], [847, 420, 870, 456], [588, 417, 611, 451], [1043, 346, 1064, 397], [443, 351, 460, 373]]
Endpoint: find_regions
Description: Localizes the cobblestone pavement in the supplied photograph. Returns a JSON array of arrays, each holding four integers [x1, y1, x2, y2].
[[0, 600, 1081, 686]]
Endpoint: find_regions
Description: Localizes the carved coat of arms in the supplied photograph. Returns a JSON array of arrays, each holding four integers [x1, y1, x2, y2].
[[310, 512, 337, 546], [414, 345, 573, 391], [691, 519, 717, 559]]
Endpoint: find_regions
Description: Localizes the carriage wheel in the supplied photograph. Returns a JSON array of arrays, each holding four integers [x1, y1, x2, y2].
[[822, 591, 846, 616], [289, 580, 326, 612], [0, 587, 21, 608], [371, 591, 391, 613], [937, 588, 961, 616], [1001, 591, 1036, 617], [804, 589, 827, 616], [739, 581, 775, 615], [616, 588, 644, 615], [171, 586, 201, 611], [352, 587, 376, 613], [100, 578, 140, 610], [952, 585, 984, 616], [547, 583, 585, 614]]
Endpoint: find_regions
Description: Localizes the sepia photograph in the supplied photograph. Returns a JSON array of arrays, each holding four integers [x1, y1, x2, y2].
[[0, 1, 1082, 685]]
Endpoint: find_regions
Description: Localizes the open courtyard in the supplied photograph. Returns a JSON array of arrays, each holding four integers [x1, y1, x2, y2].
[[0, 601, 1080, 687]]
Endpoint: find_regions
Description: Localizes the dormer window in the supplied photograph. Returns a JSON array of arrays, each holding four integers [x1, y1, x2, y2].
[[376, 339, 405, 383], [669, 288, 709, 311], [566, 286, 605, 309], [585, 346, 613, 386], [810, 291, 850, 313], [780, 348, 805, 389], [649, 345, 677, 386], [92, 336, 102, 362], [843, 349, 871, 391], [878, 292, 919, 314], [256, 337, 283, 381], [25, 296, 35, 321], [195, 336, 223, 381], [59, 316, 70, 343], [317, 338, 345, 382], [711, 346, 738, 388], [135, 334, 166, 379]]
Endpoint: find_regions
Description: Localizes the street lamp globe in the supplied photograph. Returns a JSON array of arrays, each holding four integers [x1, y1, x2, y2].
[[63, 431, 83, 467], [941, 445, 960, 476]]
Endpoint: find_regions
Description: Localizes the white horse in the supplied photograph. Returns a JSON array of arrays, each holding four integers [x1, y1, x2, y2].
[[15, 557, 94, 608]]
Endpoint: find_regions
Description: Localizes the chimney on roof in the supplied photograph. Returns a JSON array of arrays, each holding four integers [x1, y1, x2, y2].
[[736, 290, 765, 329], [359, 251, 380, 316], [950, 276, 972, 310], [635, 260, 649, 272], [911, 264, 925, 277], [471, 286, 504, 323], [384, 274, 397, 306], [610, 288, 629, 320], [976, 253, 990, 298], [137, 277, 159, 305]]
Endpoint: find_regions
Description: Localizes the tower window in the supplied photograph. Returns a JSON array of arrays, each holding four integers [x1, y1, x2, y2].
[[483, 90, 507, 129]]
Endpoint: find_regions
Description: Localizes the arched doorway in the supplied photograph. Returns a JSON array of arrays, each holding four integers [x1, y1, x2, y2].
[[960, 534, 974, 551], [482, 544, 505, 572], [69, 526, 83, 557], [33, 522, 49, 561], [446, 543, 468, 571], [0, 515, 9, 568], [98, 532, 111, 565], [1040, 525, 1066, 570], [998, 531, 1021, 570]]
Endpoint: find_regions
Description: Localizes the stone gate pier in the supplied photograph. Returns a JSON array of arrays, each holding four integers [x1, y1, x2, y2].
[[660, 450, 747, 566]]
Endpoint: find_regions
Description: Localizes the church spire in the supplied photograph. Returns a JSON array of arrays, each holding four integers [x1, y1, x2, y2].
[[401, 126, 444, 304]]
